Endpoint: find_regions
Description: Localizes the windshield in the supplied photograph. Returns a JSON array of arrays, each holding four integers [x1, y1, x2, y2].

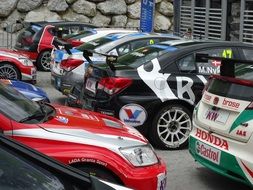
[[116, 45, 178, 68], [76, 37, 114, 51], [0, 83, 53, 123]]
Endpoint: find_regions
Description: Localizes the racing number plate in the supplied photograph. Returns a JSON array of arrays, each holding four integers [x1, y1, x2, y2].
[[85, 78, 97, 93], [157, 173, 166, 190], [196, 141, 221, 165], [203, 108, 229, 124]]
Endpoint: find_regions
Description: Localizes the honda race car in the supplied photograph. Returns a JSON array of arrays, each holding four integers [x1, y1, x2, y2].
[[0, 81, 166, 190], [67, 41, 253, 150], [0, 79, 49, 103], [14, 21, 96, 71], [51, 32, 180, 95], [0, 48, 36, 83], [189, 55, 253, 187]]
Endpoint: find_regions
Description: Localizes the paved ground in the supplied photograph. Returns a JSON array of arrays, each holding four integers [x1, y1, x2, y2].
[[37, 71, 252, 190]]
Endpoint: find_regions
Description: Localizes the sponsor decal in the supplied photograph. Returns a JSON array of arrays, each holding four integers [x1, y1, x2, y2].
[[211, 60, 221, 67], [55, 116, 68, 124], [222, 98, 240, 109], [198, 66, 220, 74], [196, 141, 221, 165], [137, 58, 207, 104], [69, 158, 107, 167], [236, 130, 247, 137], [213, 97, 219, 105], [157, 173, 166, 190], [195, 128, 228, 150], [204, 93, 211, 101], [119, 104, 147, 127], [205, 110, 219, 121]]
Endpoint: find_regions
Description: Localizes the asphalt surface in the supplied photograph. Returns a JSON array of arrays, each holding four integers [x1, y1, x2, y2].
[[37, 71, 252, 190]]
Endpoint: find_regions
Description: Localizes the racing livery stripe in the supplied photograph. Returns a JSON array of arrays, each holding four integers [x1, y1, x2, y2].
[[37, 25, 54, 53], [4, 128, 145, 152], [137, 58, 177, 102], [229, 110, 253, 133], [241, 161, 253, 178]]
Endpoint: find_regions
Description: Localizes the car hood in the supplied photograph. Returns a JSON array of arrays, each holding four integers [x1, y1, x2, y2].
[[38, 105, 147, 148], [0, 48, 28, 59]]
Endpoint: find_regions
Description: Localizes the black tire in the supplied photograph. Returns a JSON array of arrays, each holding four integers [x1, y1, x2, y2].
[[149, 104, 192, 150], [0, 63, 21, 80], [76, 165, 121, 185], [37, 50, 52, 71]]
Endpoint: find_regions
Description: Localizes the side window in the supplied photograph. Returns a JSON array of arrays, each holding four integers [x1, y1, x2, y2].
[[177, 54, 197, 73], [196, 48, 234, 75], [117, 44, 131, 56], [242, 48, 253, 61]]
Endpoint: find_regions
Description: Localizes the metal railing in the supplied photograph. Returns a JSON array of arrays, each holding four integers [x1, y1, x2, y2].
[[240, 0, 253, 43]]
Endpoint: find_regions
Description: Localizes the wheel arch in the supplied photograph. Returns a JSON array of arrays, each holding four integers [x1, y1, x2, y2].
[[70, 162, 124, 185], [0, 61, 21, 79]]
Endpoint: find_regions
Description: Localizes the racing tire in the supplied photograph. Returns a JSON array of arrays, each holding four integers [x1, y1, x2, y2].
[[150, 104, 192, 150], [37, 50, 52, 71], [0, 63, 21, 80], [76, 165, 122, 185]]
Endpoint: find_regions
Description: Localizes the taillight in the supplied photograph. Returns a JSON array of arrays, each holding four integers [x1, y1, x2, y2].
[[97, 77, 132, 95], [67, 39, 83, 47], [60, 59, 83, 71]]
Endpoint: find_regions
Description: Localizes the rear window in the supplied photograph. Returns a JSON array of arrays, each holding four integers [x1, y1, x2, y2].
[[116, 45, 178, 68], [207, 78, 253, 101]]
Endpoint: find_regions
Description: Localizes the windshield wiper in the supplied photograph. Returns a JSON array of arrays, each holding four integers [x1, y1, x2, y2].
[[19, 112, 45, 123]]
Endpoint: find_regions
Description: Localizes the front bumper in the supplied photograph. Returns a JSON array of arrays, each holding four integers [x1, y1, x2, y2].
[[117, 159, 167, 190], [21, 67, 37, 84], [189, 126, 253, 187]]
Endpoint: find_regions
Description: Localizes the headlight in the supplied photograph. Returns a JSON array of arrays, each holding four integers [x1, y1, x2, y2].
[[119, 145, 158, 167], [18, 58, 34, 66]]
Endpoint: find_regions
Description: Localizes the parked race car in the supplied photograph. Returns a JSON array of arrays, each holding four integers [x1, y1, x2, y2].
[[0, 79, 49, 103], [0, 134, 131, 190], [14, 21, 96, 71], [66, 41, 253, 150], [189, 55, 253, 187], [0, 48, 36, 83], [62, 28, 138, 47], [0, 81, 166, 190], [51, 32, 180, 95]]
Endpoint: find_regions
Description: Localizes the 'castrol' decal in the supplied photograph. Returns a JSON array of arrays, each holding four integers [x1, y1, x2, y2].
[[195, 128, 228, 150], [137, 58, 207, 104], [196, 141, 221, 165]]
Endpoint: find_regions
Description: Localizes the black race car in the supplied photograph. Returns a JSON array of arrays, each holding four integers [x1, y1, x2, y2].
[[14, 21, 96, 71], [0, 133, 131, 190], [66, 41, 253, 149]]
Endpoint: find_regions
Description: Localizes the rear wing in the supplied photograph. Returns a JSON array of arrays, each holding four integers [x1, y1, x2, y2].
[[195, 53, 253, 77], [82, 49, 118, 71]]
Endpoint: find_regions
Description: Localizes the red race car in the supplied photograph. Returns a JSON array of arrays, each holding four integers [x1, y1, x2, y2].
[[0, 82, 166, 190], [0, 48, 36, 83], [14, 21, 96, 71]]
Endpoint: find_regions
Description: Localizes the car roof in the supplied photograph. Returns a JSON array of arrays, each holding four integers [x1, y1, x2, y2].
[[27, 21, 97, 28], [95, 32, 181, 52], [157, 41, 253, 63]]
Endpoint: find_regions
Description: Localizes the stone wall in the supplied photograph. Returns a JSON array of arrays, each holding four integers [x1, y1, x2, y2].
[[0, 0, 174, 32]]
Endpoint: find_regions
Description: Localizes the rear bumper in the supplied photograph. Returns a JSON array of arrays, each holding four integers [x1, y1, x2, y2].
[[189, 126, 253, 187]]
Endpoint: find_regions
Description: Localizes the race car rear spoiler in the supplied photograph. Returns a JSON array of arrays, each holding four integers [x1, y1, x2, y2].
[[82, 49, 118, 71], [195, 53, 253, 77]]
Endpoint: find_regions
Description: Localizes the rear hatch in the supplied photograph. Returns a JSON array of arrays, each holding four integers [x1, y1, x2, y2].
[[196, 75, 253, 142]]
